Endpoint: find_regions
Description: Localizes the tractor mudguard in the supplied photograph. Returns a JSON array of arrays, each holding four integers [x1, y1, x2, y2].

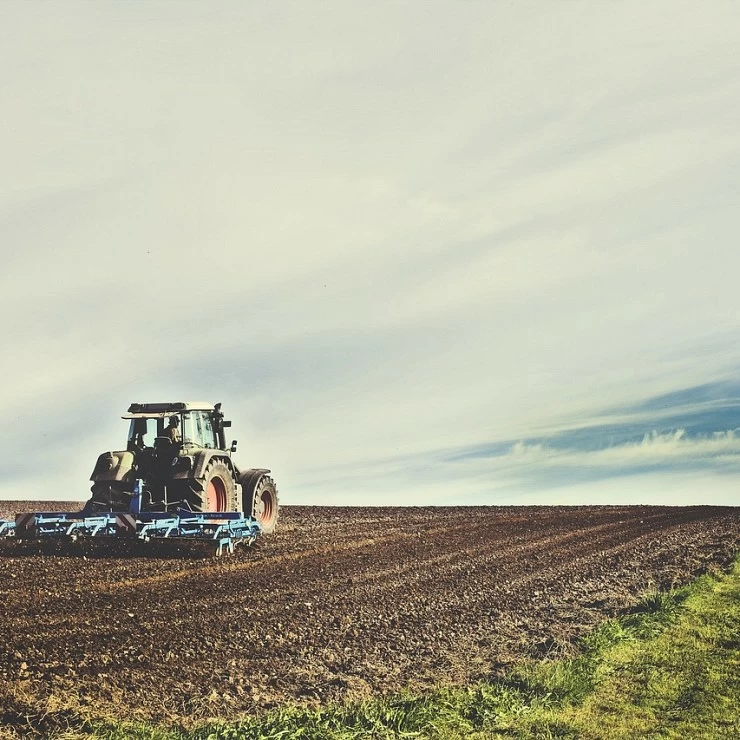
[[238, 468, 271, 498], [190, 449, 238, 482]]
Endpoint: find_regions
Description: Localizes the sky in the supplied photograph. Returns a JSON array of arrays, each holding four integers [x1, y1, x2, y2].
[[1, 1, 739, 507]]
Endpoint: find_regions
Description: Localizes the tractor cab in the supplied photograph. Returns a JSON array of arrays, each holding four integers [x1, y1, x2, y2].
[[124, 402, 232, 453]]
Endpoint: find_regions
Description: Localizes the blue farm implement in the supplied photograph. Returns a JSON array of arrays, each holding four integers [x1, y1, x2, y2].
[[1, 488, 262, 558]]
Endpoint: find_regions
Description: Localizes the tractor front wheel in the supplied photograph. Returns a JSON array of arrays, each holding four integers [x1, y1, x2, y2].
[[241, 473, 279, 533]]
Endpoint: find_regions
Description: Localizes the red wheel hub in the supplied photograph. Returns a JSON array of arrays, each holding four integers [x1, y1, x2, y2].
[[205, 477, 227, 511], [258, 489, 275, 526]]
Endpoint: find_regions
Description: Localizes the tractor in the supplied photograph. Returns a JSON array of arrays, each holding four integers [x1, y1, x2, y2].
[[85, 402, 278, 533]]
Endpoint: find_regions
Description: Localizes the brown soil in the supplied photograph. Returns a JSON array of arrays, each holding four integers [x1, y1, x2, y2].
[[0, 503, 738, 735]]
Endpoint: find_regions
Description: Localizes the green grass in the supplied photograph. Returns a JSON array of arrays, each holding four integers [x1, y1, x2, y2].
[[18, 556, 740, 740]]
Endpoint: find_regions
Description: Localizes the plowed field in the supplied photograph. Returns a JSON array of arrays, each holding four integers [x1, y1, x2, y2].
[[0, 503, 738, 735]]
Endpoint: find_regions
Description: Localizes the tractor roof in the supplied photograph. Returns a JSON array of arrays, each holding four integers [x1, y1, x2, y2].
[[124, 402, 215, 419]]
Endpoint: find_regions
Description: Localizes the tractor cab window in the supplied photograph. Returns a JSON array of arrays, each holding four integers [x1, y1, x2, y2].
[[201, 412, 217, 448], [180, 411, 218, 448], [194, 412, 204, 446], [128, 418, 156, 449], [181, 413, 196, 445]]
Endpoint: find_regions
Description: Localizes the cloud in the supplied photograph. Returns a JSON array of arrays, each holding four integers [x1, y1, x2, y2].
[[503, 428, 740, 472], [1, 3, 739, 506], [295, 380, 740, 506]]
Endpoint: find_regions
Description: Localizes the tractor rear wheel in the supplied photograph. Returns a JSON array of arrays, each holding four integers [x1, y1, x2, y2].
[[241, 473, 279, 533], [187, 460, 237, 513]]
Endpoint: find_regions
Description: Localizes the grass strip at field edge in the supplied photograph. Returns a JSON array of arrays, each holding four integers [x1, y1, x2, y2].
[[20, 554, 740, 740]]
